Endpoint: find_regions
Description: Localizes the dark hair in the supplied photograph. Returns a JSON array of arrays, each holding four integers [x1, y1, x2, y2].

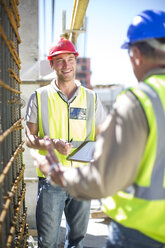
[[131, 38, 165, 61], [156, 37, 165, 44]]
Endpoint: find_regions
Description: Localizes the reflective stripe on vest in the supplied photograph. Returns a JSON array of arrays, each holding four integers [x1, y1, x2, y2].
[[102, 75, 165, 243], [36, 84, 96, 176], [126, 82, 165, 200]]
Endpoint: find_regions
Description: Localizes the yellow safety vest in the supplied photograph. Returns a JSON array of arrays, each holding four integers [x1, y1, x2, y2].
[[36, 84, 96, 177], [102, 75, 165, 243]]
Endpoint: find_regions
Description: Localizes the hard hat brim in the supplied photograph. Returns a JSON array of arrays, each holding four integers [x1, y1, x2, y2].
[[121, 42, 129, 49], [48, 50, 79, 60]]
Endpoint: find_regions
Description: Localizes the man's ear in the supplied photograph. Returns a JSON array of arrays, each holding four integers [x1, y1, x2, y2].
[[131, 46, 143, 66], [50, 60, 53, 68]]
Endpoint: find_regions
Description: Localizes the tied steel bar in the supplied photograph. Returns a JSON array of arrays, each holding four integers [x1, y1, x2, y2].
[[0, 118, 24, 143], [0, 80, 22, 94], [0, 141, 25, 185], [8, 68, 22, 84], [0, 0, 28, 247], [0, 166, 25, 225], [0, 25, 21, 69], [1, 0, 21, 43], [6, 186, 26, 248]]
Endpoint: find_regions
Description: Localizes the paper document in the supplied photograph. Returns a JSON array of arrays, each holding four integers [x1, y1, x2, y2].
[[67, 141, 95, 163]]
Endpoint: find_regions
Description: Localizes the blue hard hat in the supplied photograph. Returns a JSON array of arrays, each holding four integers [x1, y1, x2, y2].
[[121, 10, 165, 49]]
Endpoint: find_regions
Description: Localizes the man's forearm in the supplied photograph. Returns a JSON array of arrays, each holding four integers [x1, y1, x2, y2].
[[25, 134, 49, 150], [25, 135, 72, 156]]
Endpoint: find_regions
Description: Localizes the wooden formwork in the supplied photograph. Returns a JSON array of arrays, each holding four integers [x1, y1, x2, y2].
[[0, 0, 28, 247]]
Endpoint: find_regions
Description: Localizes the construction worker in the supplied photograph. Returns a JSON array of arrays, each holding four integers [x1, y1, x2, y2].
[[25, 37, 106, 248], [31, 10, 165, 248]]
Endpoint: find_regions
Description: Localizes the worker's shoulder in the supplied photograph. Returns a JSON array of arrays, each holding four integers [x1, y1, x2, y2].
[[116, 89, 144, 119], [118, 89, 140, 105], [35, 84, 51, 93], [80, 85, 96, 95]]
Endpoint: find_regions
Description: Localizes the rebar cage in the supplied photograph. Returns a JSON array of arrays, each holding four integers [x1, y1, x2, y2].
[[0, 0, 28, 247]]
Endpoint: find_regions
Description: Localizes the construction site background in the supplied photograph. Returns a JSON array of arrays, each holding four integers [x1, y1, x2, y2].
[[0, 1, 123, 247]]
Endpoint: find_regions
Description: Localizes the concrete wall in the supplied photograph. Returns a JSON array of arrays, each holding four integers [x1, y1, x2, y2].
[[21, 84, 40, 229], [18, 0, 40, 229], [18, 0, 39, 80]]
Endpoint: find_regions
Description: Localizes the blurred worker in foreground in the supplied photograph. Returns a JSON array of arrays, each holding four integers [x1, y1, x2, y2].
[[25, 37, 106, 248], [31, 9, 165, 248]]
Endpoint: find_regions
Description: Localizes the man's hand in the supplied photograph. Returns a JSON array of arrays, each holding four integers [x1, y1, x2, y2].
[[52, 138, 72, 155], [31, 140, 66, 186], [30, 149, 51, 177], [25, 122, 72, 156]]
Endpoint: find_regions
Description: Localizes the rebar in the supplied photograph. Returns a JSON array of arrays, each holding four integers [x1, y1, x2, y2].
[[0, 1, 28, 247]]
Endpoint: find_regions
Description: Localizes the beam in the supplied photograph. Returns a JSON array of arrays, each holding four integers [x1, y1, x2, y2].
[[70, 0, 89, 45]]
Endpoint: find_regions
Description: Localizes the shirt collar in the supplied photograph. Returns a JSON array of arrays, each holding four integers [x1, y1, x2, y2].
[[50, 79, 81, 102], [142, 67, 165, 81]]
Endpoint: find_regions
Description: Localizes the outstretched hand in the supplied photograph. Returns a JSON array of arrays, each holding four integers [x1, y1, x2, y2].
[[31, 139, 66, 186], [52, 138, 72, 155]]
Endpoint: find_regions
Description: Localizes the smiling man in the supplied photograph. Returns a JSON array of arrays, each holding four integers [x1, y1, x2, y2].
[[52, 53, 76, 81], [25, 38, 106, 248]]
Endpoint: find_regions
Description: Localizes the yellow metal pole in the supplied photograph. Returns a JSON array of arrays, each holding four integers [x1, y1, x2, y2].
[[69, 0, 89, 45]]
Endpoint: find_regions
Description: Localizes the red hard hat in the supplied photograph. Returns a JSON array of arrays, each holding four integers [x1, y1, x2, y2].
[[47, 38, 79, 61]]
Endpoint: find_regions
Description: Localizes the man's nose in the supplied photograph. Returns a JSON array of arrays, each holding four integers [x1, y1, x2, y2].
[[62, 60, 69, 68]]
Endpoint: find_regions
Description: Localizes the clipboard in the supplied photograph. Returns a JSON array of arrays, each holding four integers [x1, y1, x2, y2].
[[66, 141, 95, 163]]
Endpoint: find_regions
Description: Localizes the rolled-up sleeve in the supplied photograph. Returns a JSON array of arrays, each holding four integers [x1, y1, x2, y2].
[[25, 92, 38, 124], [95, 94, 107, 126]]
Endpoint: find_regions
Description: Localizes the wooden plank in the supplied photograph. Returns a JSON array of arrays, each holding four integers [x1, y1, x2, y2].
[[90, 211, 110, 219], [28, 229, 38, 237]]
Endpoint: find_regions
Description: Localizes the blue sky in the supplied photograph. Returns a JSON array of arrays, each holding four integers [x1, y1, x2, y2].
[[39, 0, 165, 87]]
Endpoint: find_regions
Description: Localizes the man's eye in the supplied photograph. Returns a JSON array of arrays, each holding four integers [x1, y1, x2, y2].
[[69, 58, 75, 62], [56, 60, 63, 63]]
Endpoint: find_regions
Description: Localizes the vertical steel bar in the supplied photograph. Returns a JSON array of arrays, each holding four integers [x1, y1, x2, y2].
[[0, 1, 28, 247]]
